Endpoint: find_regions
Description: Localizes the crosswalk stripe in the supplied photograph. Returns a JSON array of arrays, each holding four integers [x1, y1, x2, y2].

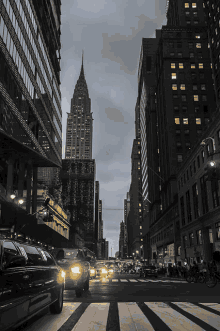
[[72, 303, 109, 331], [120, 279, 128, 282], [199, 303, 220, 313], [129, 279, 138, 282], [171, 302, 220, 330], [118, 302, 155, 331], [145, 302, 205, 331], [91, 278, 187, 283]]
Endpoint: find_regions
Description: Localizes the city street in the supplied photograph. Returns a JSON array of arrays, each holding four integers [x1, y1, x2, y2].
[[16, 274, 220, 331]]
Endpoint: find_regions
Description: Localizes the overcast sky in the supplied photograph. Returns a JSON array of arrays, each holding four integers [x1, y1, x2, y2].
[[61, 0, 167, 257]]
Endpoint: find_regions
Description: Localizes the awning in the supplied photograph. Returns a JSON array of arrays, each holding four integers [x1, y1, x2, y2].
[[0, 128, 61, 168]]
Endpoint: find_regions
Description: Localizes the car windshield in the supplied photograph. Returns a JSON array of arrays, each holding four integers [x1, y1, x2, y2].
[[55, 249, 81, 260]]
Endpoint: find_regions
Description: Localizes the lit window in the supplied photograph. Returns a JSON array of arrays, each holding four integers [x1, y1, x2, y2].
[[140, 226, 142, 229], [192, 3, 197, 8], [196, 118, 201, 124], [175, 118, 180, 124], [194, 95, 199, 101], [185, 3, 189, 8], [171, 63, 175, 68], [180, 84, 185, 90], [183, 118, 188, 124], [196, 43, 201, 48], [172, 73, 177, 79], [195, 35, 200, 38], [179, 63, 184, 69], [191, 64, 196, 69], [199, 63, 203, 69], [172, 84, 177, 90]]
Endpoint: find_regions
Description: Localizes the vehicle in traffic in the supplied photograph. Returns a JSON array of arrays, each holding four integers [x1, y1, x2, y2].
[[52, 248, 90, 297], [94, 262, 108, 278], [0, 236, 65, 331], [140, 265, 158, 278]]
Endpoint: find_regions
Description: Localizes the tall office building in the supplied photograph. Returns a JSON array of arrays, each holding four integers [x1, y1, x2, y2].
[[138, 0, 216, 265], [0, 0, 68, 247], [65, 53, 93, 159]]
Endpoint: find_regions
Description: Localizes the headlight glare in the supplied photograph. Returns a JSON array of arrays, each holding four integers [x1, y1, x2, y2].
[[90, 269, 95, 274], [61, 270, 65, 278], [102, 268, 107, 274], [71, 266, 81, 274]]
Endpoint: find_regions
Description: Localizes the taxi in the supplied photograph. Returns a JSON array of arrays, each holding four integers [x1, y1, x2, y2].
[[52, 248, 90, 297]]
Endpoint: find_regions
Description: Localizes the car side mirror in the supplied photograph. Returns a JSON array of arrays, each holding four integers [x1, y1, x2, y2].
[[5, 255, 26, 269]]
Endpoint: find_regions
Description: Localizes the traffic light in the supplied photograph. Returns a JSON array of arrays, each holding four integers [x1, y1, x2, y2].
[[204, 160, 220, 181]]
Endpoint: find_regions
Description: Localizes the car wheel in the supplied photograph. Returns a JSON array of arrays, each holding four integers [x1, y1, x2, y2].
[[84, 279, 89, 291], [75, 288, 83, 297], [50, 285, 64, 314]]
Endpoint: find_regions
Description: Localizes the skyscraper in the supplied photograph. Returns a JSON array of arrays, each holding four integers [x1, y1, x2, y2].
[[65, 53, 93, 159]]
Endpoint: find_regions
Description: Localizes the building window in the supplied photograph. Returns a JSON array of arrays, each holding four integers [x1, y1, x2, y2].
[[212, 181, 220, 208], [179, 63, 184, 69], [189, 43, 193, 49], [201, 150, 205, 163], [180, 84, 186, 90], [180, 196, 185, 226], [182, 106, 187, 112], [189, 232, 194, 246], [196, 118, 201, 124], [194, 95, 199, 101], [192, 183, 199, 219], [201, 84, 206, 90], [200, 73, 204, 79], [170, 52, 175, 56], [169, 42, 174, 48], [193, 85, 198, 90], [176, 129, 181, 135], [193, 160, 196, 173], [183, 235, 188, 248], [195, 106, 199, 113], [172, 73, 177, 79], [209, 228, 213, 244], [193, 11, 198, 17], [183, 118, 188, 124], [171, 63, 176, 68], [177, 154, 183, 162], [190, 52, 194, 58], [199, 63, 203, 69], [204, 118, 209, 125], [196, 230, 202, 245], [197, 155, 200, 168], [175, 118, 180, 124], [216, 222, 220, 240], [186, 142, 190, 149], [172, 84, 177, 90], [174, 106, 179, 113], [202, 95, 207, 101], [185, 3, 189, 8], [186, 190, 192, 222], [173, 94, 178, 99], [191, 64, 196, 69], [178, 52, 183, 58], [184, 129, 189, 135], [192, 3, 197, 8], [195, 34, 200, 39], [186, 20, 191, 25], [196, 43, 201, 48], [200, 175, 209, 214], [182, 95, 187, 101]]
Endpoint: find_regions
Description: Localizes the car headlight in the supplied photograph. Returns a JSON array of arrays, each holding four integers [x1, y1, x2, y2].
[[90, 269, 95, 274], [71, 266, 81, 274], [102, 268, 107, 274], [61, 270, 66, 278], [109, 269, 114, 273]]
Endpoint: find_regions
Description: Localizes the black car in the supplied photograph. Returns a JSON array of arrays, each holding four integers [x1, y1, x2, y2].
[[52, 248, 90, 297], [0, 237, 65, 331], [140, 265, 158, 278]]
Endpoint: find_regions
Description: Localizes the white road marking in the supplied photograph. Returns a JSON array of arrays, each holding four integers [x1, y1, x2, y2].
[[72, 303, 109, 331], [172, 302, 220, 330], [120, 279, 128, 282], [129, 279, 138, 282], [145, 302, 205, 331], [199, 303, 220, 312]]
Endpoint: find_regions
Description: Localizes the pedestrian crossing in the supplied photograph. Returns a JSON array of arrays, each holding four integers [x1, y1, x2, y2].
[[21, 301, 220, 331], [91, 278, 188, 283]]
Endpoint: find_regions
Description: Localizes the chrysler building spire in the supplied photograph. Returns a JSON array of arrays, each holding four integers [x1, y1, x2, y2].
[[74, 50, 88, 96]]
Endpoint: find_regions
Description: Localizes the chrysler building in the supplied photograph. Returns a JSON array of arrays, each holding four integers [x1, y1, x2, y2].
[[65, 53, 93, 159]]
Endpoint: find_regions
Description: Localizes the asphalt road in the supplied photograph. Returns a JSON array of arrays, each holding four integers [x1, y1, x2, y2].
[[16, 273, 220, 331]]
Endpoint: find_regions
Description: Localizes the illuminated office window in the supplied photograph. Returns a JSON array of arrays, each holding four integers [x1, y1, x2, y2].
[[183, 118, 188, 125], [194, 95, 199, 101], [179, 63, 184, 69], [185, 3, 189, 8], [196, 118, 201, 124], [172, 73, 177, 79], [172, 84, 177, 90], [199, 63, 203, 69], [196, 43, 201, 48], [192, 3, 197, 8], [191, 64, 196, 69], [175, 118, 180, 124], [180, 84, 185, 90], [171, 63, 175, 68]]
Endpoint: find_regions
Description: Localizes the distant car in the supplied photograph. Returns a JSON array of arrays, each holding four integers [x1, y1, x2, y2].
[[89, 262, 97, 279], [140, 265, 158, 278], [53, 248, 90, 297], [94, 262, 108, 277], [0, 237, 65, 331]]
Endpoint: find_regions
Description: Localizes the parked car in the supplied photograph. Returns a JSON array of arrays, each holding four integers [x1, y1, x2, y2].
[[0, 237, 65, 331], [52, 248, 90, 297], [140, 265, 158, 278]]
